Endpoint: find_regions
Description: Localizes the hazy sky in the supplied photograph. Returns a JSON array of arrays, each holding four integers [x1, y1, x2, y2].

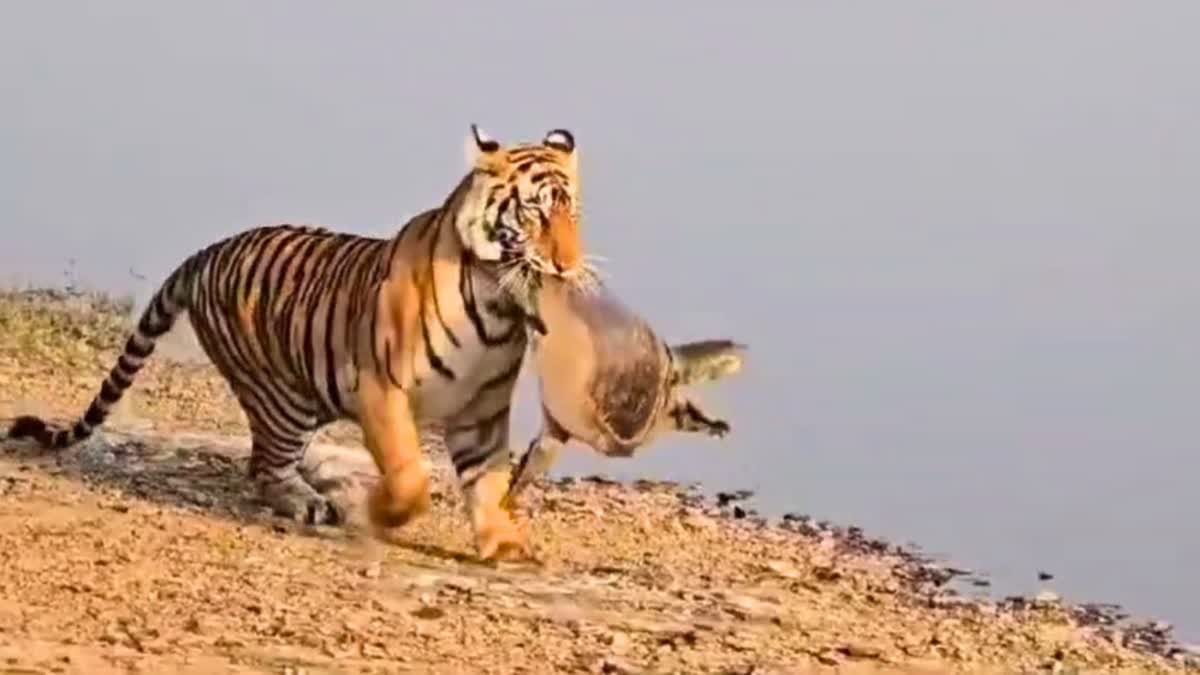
[[2, 2, 1198, 637]]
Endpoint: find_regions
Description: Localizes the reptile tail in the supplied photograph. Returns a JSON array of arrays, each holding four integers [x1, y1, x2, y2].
[[668, 339, 747, 386], [8, 257, 200, 449]]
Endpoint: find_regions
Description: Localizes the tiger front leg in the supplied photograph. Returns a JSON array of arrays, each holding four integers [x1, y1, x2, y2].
[[502, 411, 570, 512], [357, 376, 433, 534], [446, 410, 533, 562]]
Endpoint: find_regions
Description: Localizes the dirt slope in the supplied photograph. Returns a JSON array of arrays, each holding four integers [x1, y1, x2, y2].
[[1, 290, 1196, 674]]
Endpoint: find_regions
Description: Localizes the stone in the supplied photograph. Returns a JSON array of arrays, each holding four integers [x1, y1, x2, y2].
[[1033, 590, 1061, 606]]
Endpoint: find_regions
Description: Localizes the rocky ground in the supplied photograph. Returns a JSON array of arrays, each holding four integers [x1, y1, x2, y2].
[[1, 288, 1197, 674]]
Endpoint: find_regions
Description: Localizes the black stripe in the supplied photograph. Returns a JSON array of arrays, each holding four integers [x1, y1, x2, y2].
[[99, 379, 122, 403], [277, 235, 327, 368], [419, 313, 456, 380], [452, 358, 523, 420], [83, 402, 105, 427], [384, 338, 403, 386], [222, 228, 272, 312], [418, 275, 456, 381], [415, 210, 439, 241], [198, 269, 316, 431], [458, 252, 510, 347], [117, 354, 143, 374], [369, 291, 385, 381], [485, 184, 504, 208], [109, 369, 132, 389], [426, 228, 460, 349], [124, 335, 154, 359], [72, 421, 93, 440], [254, 228, 310, 366], [448, 405, 510, 435], [137, 293, 171, 337], [240, 229, 282, 306], [297, 245, 331, 392], [320, 236, 375, 415], [506, 149, 551, 163], [450, 428, 507, 478], [322, 291, 347, 416], [392, 208, 428, 248], [238, 378, 310, 442]]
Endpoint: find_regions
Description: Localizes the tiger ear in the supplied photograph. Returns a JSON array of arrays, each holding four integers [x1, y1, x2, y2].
[[543, 128, 575, 153], [465, 123, 501, 168]]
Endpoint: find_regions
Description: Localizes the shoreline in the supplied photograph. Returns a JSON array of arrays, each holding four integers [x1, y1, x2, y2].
[[2, 287, 1198, 673], [555, 469, 1197, 664]]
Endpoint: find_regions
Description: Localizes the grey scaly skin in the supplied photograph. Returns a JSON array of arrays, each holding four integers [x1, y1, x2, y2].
[[501, 274, 746, 510]]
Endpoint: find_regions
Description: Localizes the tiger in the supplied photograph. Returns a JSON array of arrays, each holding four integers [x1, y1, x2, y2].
[[7, 125, 586, 561]]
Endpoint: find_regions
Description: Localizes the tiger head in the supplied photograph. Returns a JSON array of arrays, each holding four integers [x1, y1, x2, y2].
[[455, 125, 587, 286]]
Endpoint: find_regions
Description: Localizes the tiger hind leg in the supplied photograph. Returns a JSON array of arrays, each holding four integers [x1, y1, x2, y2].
[[246, 421, 346, 527]]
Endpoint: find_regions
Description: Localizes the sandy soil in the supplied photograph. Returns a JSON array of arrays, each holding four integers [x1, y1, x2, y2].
[[1, 289, 1197, 674]]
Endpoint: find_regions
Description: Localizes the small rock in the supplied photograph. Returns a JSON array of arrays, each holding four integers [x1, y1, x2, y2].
[[213, 635, 245, 648], [183, 615, 212, 634], [838, 642, 883, 660], [682, 514, 717, 532], [715, 490, 754, 507], [603, 631, 631, 655], [361, 564, 381, 579], [1033, 590, 1061, 606], [812, 565, 841, 582], [1037, 570, 1054, 581], [812, 649, 840, 666], [765, 560, 801, 579], [411, 605, 446, 620], [599, 656, 639, 674], [930, 594, 976, 609]]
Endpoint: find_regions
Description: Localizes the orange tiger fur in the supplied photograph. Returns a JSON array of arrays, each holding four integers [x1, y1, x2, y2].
[[8, 126, 587, 561]]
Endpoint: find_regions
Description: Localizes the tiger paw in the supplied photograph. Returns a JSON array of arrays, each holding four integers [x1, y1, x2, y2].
[[368, 464, 432, 530], [475, 515, 534, 563], [260, 477, 346, 527], [469, 469, 535, 562]]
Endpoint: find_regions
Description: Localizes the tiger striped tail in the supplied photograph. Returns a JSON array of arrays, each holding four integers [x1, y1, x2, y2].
[[7, 252, 206, 449]]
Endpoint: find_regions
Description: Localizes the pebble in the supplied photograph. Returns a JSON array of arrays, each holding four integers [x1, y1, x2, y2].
[[765, 560, 801, 580], [682, 514, 717, 532], [603, 632, 631, 655], [1033, 591, 1061, 606], [411, 605, 446, 620], [598, 656, 639, 674], [839, 642, 884, 660]]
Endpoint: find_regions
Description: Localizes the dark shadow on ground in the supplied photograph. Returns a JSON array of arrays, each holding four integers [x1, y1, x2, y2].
[[0, 417, 502, 567]]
